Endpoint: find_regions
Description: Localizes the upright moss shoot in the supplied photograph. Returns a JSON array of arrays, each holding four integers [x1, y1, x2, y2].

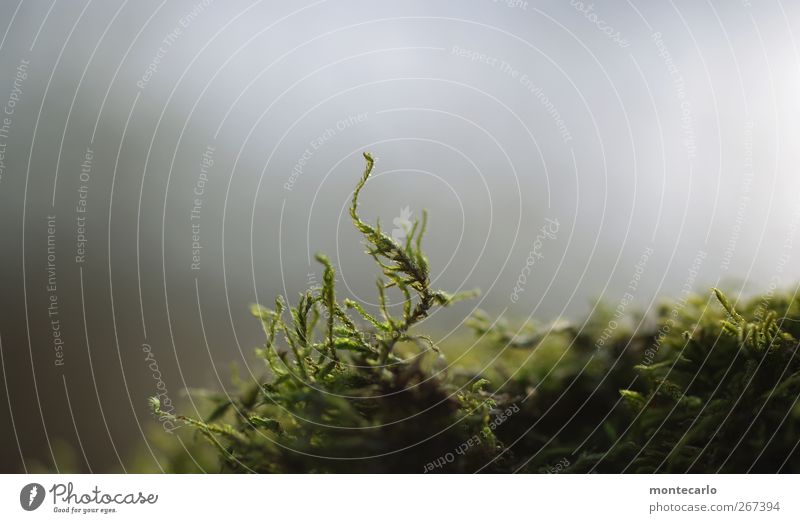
[[152, 153, 493, 472]]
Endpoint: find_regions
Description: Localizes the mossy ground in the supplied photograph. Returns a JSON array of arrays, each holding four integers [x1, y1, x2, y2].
[[149, 155, 800, 473]]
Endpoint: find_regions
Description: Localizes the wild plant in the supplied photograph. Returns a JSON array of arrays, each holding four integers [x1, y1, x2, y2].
[[150, 155, 800, 473], [151, 153, 495, 472]]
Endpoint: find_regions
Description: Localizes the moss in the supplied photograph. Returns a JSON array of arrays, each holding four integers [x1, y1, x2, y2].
[[153, 154, 800, 473]]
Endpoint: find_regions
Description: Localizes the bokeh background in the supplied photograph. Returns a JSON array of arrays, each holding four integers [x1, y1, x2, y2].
[[1, 0, 799, 472]]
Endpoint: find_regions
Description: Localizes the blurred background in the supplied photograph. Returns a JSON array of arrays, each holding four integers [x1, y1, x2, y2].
[[1, 0, 799, 472]]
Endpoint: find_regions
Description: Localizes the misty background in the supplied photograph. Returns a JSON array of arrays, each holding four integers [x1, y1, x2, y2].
[[1, 0, 799, 472]]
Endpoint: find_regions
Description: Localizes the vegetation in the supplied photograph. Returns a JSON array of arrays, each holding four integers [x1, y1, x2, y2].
[[151, 153, 800, 473]]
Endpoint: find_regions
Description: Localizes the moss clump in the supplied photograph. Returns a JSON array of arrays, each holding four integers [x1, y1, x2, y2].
[[152, 154, 800, 473]]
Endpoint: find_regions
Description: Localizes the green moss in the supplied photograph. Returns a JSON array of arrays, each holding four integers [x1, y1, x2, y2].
[[152, 154, 800, 473]]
